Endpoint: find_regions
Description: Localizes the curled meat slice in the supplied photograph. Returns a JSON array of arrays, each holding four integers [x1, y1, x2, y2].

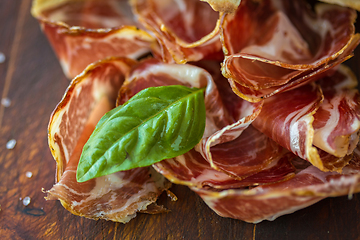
[[47, 58, 170, 223], [131, 0, 223, 63], [252, 83, 326, 169], [253, 66, 360, 172], [194, 61, 286, 179], [154, 148, 295, 189], [118, 59, 232, 138], [192, 149, 360, 223], [221, 0, 360, 102], [154, 149, 244, 189], [202, 125, 285, 179], [32, 0, 156, 78], [127, 60, 296, 186], [313, 65, 360, 158]]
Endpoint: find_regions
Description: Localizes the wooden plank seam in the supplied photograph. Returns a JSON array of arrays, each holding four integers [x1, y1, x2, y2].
[[0, 0, 31, 129]]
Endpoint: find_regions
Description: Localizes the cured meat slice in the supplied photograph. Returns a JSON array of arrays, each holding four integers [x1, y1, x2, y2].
[[154, 149, 244, 189], [192, 148, 360, 223], [192, 61, 287, 179], [202, 125, 285, 179], [31, 0, 156, 78], [226, 51, 357, 102], [118, 59, 287, 179], [252, 83, 324, 168], [48, 58, 136, 178], [313, 65, 360, 158], [118, 59, 232, 138], [252, 66, 360, 172], [153, 148, 295, 189], [131, 0, 223, 64], [221, 0, 360, 102], [131, 60, 295, 184], [47, 58, 170, 223], [118, 59, 286, 179]]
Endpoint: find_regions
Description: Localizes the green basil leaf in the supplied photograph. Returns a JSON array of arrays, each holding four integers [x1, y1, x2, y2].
[[76, 85, 206, 182]]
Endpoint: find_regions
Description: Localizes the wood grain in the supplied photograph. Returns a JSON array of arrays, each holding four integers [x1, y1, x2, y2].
[[0, 1, 360, 239]]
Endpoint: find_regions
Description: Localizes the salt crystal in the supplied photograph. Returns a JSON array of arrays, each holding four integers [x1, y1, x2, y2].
[[1, 98, 11, 107], [22, 196, 31, 206], [0, 52, 5, 63], [6, 139, 16, 149], [25, 171, 33, 178]]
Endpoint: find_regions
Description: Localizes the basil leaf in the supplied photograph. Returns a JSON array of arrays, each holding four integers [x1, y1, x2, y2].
[[76, 85, 206, 182]]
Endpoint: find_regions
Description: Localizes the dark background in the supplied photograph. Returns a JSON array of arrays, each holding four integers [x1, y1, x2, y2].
[[0, 1, 360, 239]]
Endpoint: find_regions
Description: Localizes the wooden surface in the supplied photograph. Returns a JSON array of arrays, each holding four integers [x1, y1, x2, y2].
[[1, 1, 360, 239]]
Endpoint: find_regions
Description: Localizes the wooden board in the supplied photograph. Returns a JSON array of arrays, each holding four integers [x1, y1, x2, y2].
[[1, 1, 360, 239]]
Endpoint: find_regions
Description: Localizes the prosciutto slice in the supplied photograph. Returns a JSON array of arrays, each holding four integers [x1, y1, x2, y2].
[[118, 59, 293, 186], [119, 59, 290, 179], [118, 59, 232, 138], [47, 58, 170, 223], [313, 65, 360, 158], [153, 148, 295, 189], [252, 83, 326, 168], [201, 125, 286, 179], [32, 0, 156, 78], [252, 65, 360, 172], [192, 148, 360, 223], [221, 0, 360, 102], [191, 62, 288, 179], [131, 0, 223, 64]]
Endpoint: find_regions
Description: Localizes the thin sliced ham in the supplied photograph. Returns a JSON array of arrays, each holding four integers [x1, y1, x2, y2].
[[202, 125, 285, 179], [118, 58, 232, 138], [154, 149, 246, 189], [31, 0, 156, 78], [131, 0, 223, 64], [47, 58, 170, 223], [221, 0, 360, 102], [117, 59, 292, 185], [192, 148, 360, 223], [313, 65, 360, 158], [116, 59, 291, 187], [119, 59, 289, 180], [252, 83, 325, 169], [153, 148, 295, 189], [192, 62, 286, 179], [252, 65, 360, 172]]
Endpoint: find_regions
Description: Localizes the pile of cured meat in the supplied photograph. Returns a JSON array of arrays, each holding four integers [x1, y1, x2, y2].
[[32, 0, 360, 223]]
